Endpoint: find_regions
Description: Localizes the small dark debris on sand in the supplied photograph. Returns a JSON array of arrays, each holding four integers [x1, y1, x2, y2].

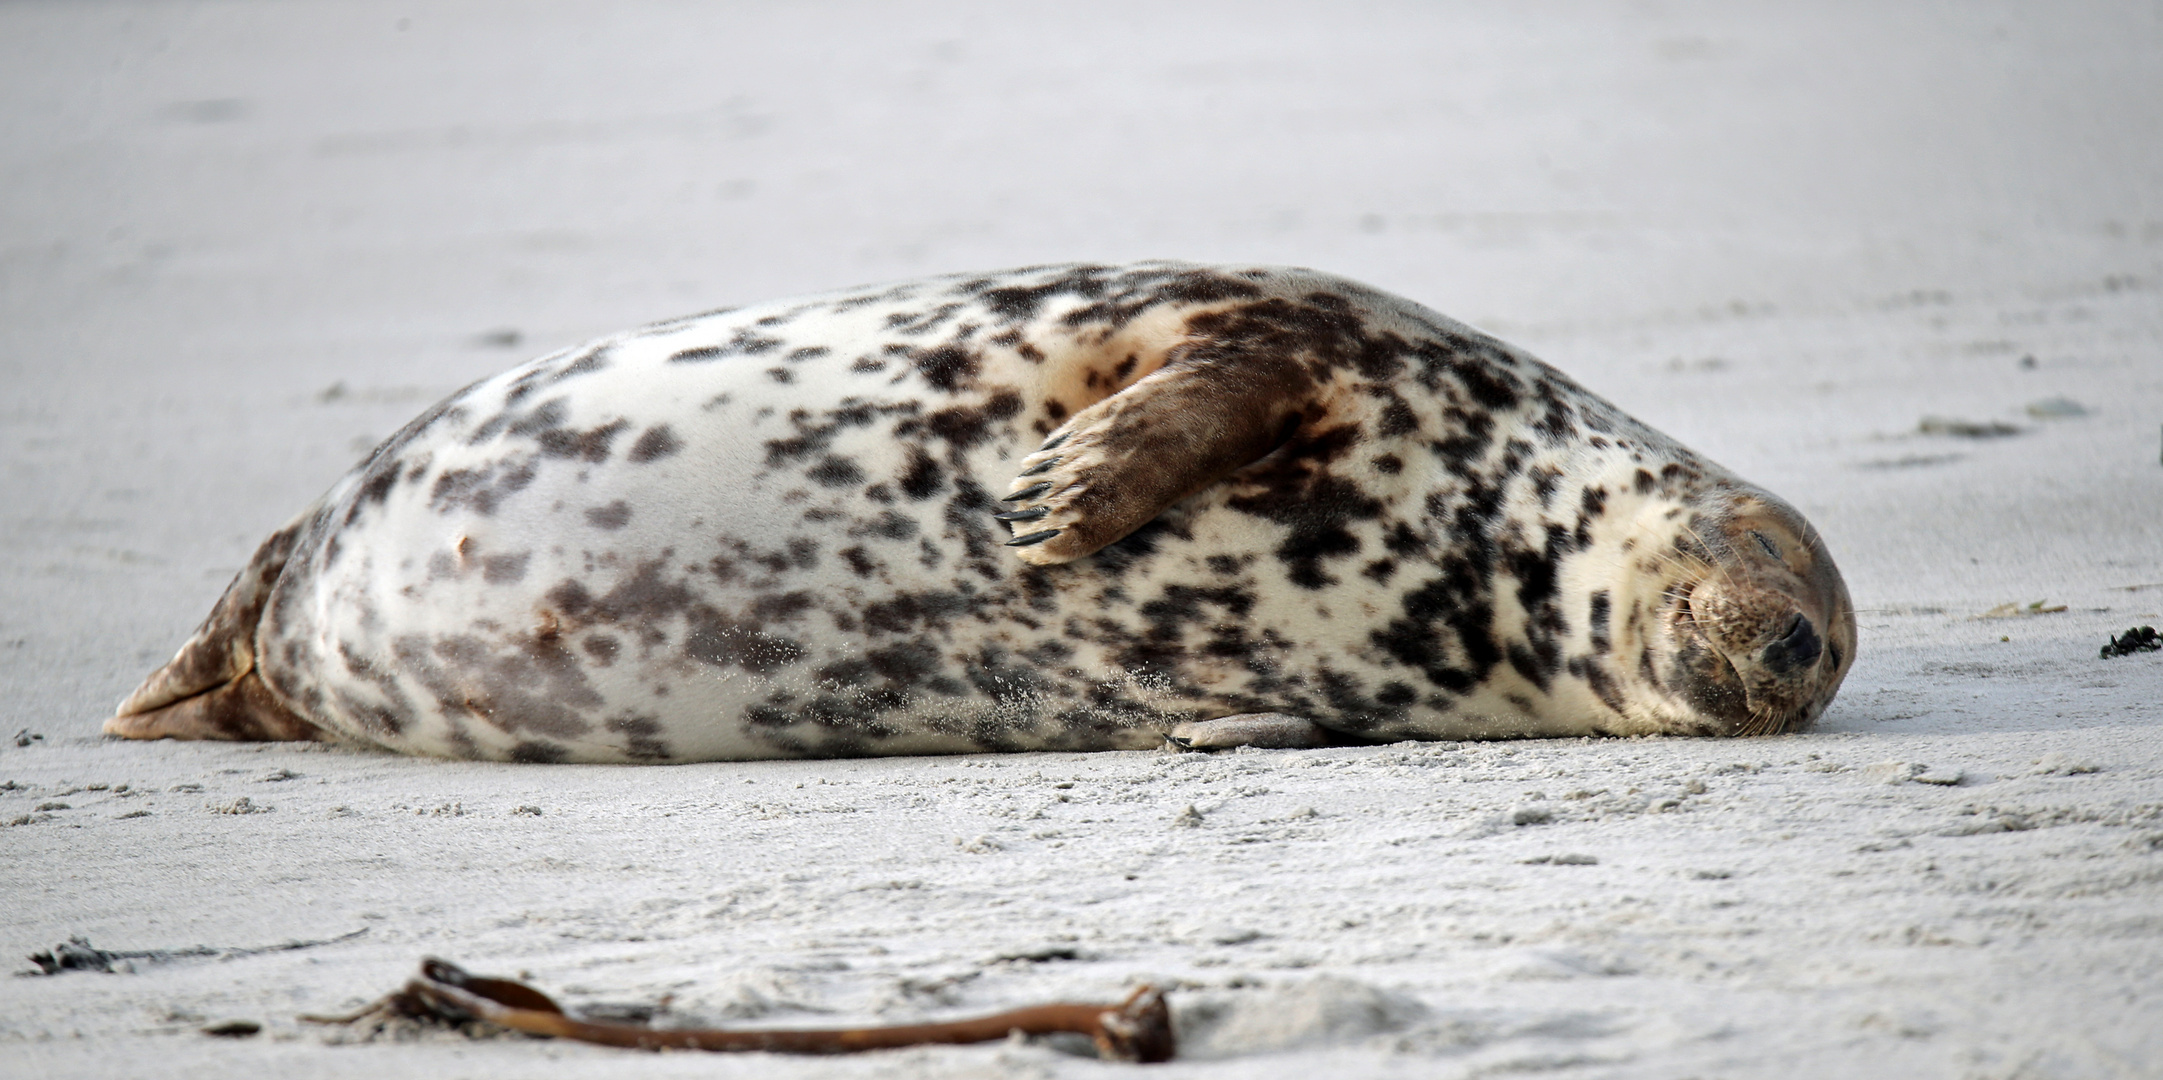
[[1918, 417, 2023, 438], [201, 1019, 262, 1038], [23, 928, 368, 976], [2100, 626, 2160, 659]]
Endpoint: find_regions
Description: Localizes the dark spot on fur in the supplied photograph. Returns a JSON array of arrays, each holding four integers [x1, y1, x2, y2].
[[502, 369, 548, 407], [546, 579, 593, 617], [1061, 267, 1266, 329], [839, 546, 879, 577], [1371, 567, 1503, 695], [1088, 517, 1185, 579], [1226, 441, 1385, 589], [1378, 398, 1418, 436], [604, 713, 672, 761], [393, 628, 603, 745], [1508, 643, 1552, 692], [1528, 466, 1561, 507], [536, 418, 630, 463], [904, 390, 1024, 450], [582, 634, 620, 665], [482, 552, 531, 584], [584, 500, 632, 530], [669, 329, 784, 363], [808, 455, 865, 487], [684, 609, 805, 674], [1381, 523, 1425, 557], [1567, 656, 1628, 715], [899, 446, 943, 498], [913, 344, 979, 392], [752, 591, 817, 622], [1530, 382, 1578, 445], [1277, 525, 1361, 589], [855, 510, 918, 541], [1137, 584, 1256, 643], [972, 267, 1114, 323], [431, 458, 538, 516], [1427, 337, 1521, 410], [630, 425, 682, 462], [764, 400, 922, 466], [586, 557, 699, 629], [868, 641, 954, 688], [350, 459, 402, 522], [862, 589, 970, 636], [510, 740, 568, 763], [550, 346, 611, 383]]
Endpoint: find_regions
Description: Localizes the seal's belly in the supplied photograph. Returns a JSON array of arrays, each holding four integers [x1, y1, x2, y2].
[[262, 299, 1351, 761]]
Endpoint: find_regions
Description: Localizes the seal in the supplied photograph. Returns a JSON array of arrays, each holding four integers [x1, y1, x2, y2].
[[106, 262, 1857, 763]]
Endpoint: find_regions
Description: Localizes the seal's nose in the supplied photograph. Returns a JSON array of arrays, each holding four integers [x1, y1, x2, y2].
[[1759, 613, 1821, 675]]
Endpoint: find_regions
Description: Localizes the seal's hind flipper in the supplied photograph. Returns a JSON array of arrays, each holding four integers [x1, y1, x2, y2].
[[997, 345, 1317, 565], [104, 669, 325, 742], [106, 513, 323, 742], [1168, 713, 1337, 750]]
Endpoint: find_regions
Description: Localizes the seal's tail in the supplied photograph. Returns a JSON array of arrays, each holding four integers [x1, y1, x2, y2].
[[105, 512, 326, 742]]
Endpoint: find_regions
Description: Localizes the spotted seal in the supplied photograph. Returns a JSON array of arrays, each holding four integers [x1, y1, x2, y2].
[[106, 262, 1857, 763]]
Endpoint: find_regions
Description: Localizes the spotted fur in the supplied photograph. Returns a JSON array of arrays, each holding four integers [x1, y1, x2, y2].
[[109, 262, 1857, 762]]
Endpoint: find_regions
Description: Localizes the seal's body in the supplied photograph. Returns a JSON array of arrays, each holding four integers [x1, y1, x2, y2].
[[109, 263, 1856, 763]]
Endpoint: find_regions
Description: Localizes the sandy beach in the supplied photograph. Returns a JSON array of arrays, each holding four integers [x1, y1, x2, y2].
[[3, 3, 2159, 1076]]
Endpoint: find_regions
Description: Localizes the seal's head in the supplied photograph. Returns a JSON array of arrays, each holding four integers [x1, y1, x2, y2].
[[1627, 485, 1856, 736]]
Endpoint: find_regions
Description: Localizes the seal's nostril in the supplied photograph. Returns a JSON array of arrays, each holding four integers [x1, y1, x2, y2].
[[1760, 613, 1821, 674]]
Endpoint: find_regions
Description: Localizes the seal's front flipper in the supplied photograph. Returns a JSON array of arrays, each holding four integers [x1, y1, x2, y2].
[[105, 513, 325, 743], [997, 343, 1319, 565], [1168, 713, 1336, 751]]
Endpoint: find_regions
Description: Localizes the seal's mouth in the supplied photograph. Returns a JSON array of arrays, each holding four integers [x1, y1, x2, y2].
[[1666, 589, 1753, 734], [1667, 585, 1821, 736], [1758, 612, 1824, 676]]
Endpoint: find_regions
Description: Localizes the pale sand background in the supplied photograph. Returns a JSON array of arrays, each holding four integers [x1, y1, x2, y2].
[[3, 3, 2160, 1077]]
